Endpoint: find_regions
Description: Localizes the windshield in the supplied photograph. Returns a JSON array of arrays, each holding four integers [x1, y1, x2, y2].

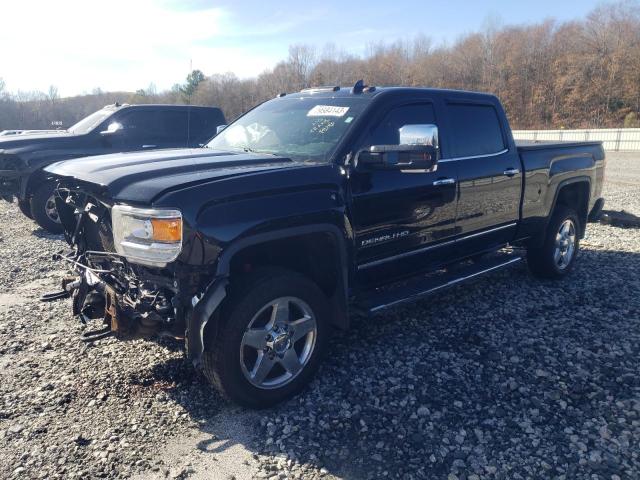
[[68, 109, 114, 134], [206, 97, 368, 162]]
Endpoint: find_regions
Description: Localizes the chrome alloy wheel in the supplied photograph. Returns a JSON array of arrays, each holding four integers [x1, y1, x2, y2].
[[240, 296, 317, 389], [45, 195, 61, 223], [554, 218, 576, 270]]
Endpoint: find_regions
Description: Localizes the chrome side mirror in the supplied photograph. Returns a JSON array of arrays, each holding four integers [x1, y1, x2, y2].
[[100, 122, 123, 136], [399, 124, 439, 149], [216, 124, 227, 135]]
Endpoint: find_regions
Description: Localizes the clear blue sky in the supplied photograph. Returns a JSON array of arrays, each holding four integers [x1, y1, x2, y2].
[[207, 0, 604, 49], [1, 0, 609, 96]]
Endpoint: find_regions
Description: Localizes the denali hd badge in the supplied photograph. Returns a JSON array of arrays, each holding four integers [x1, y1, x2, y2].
[[360, 230, 409, 247]]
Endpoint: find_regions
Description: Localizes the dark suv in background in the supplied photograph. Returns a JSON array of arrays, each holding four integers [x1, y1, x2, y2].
[[0, 104, 225, 233]]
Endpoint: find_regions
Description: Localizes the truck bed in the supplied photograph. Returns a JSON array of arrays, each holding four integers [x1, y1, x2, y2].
[[516, 139, 603, 151], [515, 139, 605, 242]]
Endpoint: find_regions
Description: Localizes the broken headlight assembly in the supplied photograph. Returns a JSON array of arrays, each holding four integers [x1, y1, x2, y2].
[[111, 205, 182, 267]]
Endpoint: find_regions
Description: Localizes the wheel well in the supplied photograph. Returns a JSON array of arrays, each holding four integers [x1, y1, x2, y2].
[[228, 232, 343, 300], [554, 181, 590, 236], [22, 169, 47, 199]]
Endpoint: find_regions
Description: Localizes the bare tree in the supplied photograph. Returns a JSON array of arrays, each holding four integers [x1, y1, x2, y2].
[[1, 1, 639, 130]]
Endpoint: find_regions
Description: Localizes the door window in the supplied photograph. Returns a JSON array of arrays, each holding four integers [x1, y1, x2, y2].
[[156, 110, 188, 144], [447, 104, 505, 158], [116, 109, 189, 146], [117, 110, 162, 144], [367, 104, 437, 146]]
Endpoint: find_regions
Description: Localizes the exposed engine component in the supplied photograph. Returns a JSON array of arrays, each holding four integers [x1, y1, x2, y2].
[[45, 188, 183, 342]]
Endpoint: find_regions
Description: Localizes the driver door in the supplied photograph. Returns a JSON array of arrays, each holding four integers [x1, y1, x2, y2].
[[350, 103, 459, 286]]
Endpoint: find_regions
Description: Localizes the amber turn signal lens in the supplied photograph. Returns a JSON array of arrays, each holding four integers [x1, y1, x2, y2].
[[151, 218, 182, 243]]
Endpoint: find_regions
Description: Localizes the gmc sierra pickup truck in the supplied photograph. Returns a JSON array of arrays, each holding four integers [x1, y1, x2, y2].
[[0, 104, 225, 233], [43, 82, 605, 408]]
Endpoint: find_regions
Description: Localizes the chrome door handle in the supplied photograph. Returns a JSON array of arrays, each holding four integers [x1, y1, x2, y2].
[[142, 144, 157, 149], [433, 178, 456, 186], [503, 168, 519, 176]]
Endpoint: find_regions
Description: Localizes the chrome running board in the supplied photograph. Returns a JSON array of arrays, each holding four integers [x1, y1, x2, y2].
[[359, 254, 523, 314]]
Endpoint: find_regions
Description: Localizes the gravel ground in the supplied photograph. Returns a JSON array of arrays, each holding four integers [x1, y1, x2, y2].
[[0, 152, 638, 479]]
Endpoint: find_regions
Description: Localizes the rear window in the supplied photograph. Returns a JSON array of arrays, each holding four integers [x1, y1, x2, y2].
[[447, 103, 505, 158]]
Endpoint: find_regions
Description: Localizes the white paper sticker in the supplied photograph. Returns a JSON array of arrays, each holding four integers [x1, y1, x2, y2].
[[307, 105, 349, 117]]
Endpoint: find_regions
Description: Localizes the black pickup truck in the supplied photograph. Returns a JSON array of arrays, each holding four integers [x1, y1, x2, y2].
[[0, 104, 225, 233], [43, 83, 605, 407]]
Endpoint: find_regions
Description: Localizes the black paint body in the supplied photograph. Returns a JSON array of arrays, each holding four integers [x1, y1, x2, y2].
[[45, 87, 605, 336]]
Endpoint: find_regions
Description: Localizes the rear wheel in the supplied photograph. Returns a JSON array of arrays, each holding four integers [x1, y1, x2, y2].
[[527, 205, 579, 279], [17, 198, 33, 219], [30, 183, 63, 234], [201, 268, 329, 408]]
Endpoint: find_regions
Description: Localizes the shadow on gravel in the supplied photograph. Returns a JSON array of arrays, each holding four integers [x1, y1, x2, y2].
[[129, 348, 264, 472], [132, 247, 640, 480], [31, 227, 64, 240]]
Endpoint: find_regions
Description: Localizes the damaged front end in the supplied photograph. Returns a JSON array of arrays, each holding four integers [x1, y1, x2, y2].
[[49, 182, 226, 363]]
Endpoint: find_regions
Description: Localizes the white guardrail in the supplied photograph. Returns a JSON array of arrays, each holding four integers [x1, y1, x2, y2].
[[512, 128, 640, 152]]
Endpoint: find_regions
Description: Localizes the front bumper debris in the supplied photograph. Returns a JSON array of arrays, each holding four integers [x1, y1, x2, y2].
[[51, 249, 228, 364], [47, 186, 226, 364]]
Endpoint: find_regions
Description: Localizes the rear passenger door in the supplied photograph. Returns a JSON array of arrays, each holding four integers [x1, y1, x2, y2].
[[444, 101, 522, 251]]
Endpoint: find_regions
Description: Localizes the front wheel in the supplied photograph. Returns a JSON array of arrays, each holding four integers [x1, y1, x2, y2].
[[30, 183, 63, 234], [17, 198, 33, 219], [201, 268, 330, 408], [527, 205, 580, 279]]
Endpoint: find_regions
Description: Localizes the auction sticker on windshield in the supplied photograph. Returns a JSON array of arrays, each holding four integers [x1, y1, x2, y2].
[[307, 105, 349, 117]]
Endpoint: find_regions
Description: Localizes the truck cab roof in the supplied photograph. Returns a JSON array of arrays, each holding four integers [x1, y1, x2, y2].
[[286, 84, 500, 104], [100, 103, 224, 112]]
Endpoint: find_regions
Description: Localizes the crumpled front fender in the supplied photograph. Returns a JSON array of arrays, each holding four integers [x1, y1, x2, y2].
[[186, 276, 228, 366]]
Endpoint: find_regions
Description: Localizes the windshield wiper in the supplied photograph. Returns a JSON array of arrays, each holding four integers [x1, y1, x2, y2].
[[241, 147, 279, 156]]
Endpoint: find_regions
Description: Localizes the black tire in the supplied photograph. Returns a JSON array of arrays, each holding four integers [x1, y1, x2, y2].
[[30, 183, 63, 234], [17, 198, 33, 219], [527, 205, 580, 279], [202, 268, 330, 408]]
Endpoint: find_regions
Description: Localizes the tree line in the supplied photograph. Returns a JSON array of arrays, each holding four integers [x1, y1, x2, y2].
[[1, 1, 639, 131]]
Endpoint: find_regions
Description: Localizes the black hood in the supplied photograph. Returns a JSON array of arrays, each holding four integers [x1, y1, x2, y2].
[[45, 148, 299, 203], [0, 130, 76, 153]]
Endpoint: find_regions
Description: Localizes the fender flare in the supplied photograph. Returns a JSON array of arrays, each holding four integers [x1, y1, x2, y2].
[[215, 223, 349, 285], [548, 176, 591, 232], [530, 176, 592, 248], [548, 176, 591, 215], [187, 224, 350, 365]]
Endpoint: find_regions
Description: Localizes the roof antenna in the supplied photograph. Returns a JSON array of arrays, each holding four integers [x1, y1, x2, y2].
[[352, 79, 365, 94]]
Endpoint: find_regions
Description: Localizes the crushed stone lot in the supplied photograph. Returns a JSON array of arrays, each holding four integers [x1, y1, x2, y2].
[[0, 152, 639, 480]]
